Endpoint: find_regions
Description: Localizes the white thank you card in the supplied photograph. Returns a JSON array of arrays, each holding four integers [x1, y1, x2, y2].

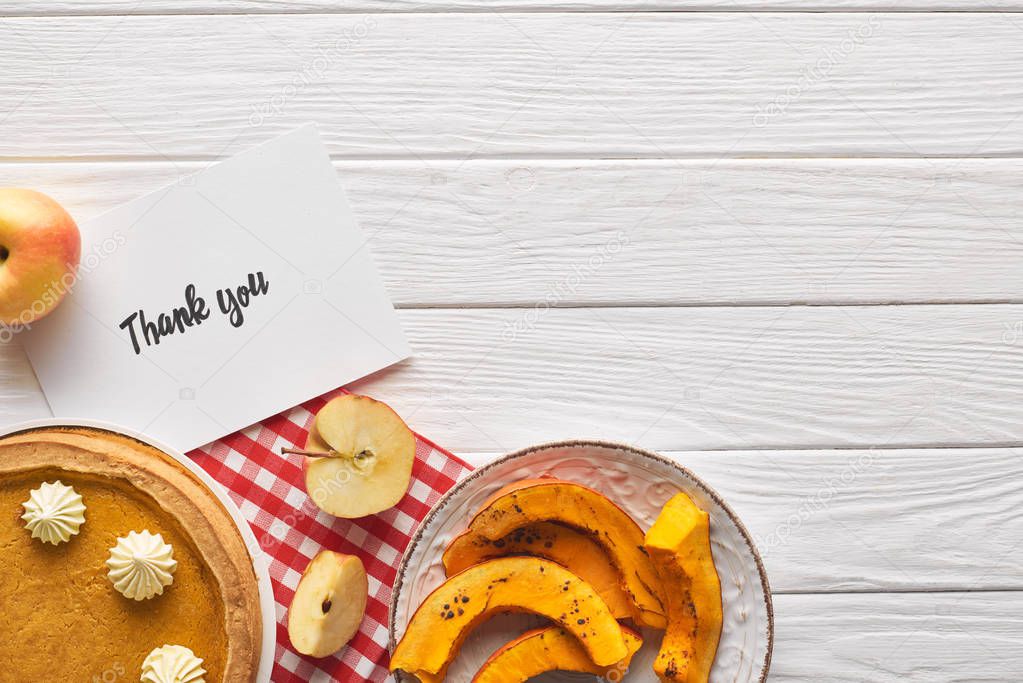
[[22, 125, 410, 452]]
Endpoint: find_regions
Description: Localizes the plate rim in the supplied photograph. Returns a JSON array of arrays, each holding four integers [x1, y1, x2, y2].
[[0, 417, 277, 683], [388, 438, 775, 683]]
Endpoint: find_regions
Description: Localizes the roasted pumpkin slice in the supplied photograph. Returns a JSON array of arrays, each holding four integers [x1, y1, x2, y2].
[[472, 624, 643, 683], [445, 478, 666, 628], [444, 521, 634, 620], [390, 557, 628, 683], [644, 493, 723, 683]]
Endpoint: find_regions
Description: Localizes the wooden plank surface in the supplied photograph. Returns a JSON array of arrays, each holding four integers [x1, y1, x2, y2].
[[354, 306, 1023, 452], [3, 14, 1023, 158], [771, 592, 1023, 681], [6, 1, 1023, 14], [5, 160, 1023, 306]]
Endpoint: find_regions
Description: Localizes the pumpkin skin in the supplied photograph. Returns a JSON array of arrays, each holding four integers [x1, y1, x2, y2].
[[644, 493, 723, 683], [389, 556, 628, 682], [443, 521, 634, 620], [472, 624, 643, 683], [449, 478, 666, 628]]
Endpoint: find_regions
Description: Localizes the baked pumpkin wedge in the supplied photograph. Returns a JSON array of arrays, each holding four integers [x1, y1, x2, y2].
[[472, 624, 643, 683], [390, 557, 628, 683], [443, 521, 634, 620], [443, 478, 666, 628], [644, 492, 723, 683]]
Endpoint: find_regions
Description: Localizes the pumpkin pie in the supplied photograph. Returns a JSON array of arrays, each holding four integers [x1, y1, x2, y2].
[[0, 426, 262, 681]]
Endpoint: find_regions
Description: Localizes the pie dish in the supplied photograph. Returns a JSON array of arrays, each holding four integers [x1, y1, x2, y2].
[[0, 425, 263, 681]]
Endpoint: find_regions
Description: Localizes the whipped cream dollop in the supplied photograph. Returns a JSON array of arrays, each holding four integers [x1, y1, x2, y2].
[[106, 530, 178, 600], [21, 480, 86, 545], [141, 644, 206, 683]]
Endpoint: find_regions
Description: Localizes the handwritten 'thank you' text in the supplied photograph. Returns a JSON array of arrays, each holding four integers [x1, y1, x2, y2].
[[119, 271, 270, 355]]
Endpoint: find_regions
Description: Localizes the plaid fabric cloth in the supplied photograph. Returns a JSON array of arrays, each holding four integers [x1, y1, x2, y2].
[[188, 388, 473, 682]]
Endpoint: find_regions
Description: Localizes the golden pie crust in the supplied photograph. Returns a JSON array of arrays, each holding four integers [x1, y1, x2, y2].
[[0, 426, 261, 682]]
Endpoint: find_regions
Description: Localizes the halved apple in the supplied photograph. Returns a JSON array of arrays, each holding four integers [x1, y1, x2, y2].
[[472, 625, 643, 683], [302, 394, 415, 518], [287, 550, 368, 658], [390, 556, 628, 683], [443, 521, 634, 620], [450, 478, 666, 628]]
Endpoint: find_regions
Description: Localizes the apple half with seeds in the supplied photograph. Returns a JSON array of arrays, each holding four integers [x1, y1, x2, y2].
[[287, 550, 368, 658], [302, 394, 416, 518]]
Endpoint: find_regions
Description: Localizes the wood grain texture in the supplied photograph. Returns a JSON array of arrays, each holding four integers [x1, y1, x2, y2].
[[6, 1, 1023, 14], [772, 592, 1023, 681], [459, 448, 1023, 592], [7, 159, 1023, 306], [0, 340, 49, 424], [349, 306, 1023, 452], [3, 14, 1023, 158]]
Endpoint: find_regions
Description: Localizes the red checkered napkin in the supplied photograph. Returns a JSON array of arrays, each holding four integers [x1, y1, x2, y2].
[[187, 388, 474, 682]]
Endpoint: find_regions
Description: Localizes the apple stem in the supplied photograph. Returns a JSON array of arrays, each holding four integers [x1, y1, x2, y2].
[[281, 446, 339, 459]]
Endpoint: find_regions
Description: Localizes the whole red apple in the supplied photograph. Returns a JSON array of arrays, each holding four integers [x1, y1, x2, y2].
[[0, 188, 81, 327]]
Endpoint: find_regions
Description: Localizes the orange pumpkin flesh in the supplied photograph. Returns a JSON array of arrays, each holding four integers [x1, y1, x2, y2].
[[389, 556, 628, 682], [644, 493, 723, 683], [471, 624, 643, 683], [449, 478, 666, 628], [443, 521, 634, 620]]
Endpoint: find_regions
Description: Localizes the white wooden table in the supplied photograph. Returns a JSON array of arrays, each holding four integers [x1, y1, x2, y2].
[[3, 2, 1023, 680]]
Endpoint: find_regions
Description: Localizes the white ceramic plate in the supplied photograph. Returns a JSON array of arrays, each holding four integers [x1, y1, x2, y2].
[[0, 418, 276, 683], [390, 440, 773, 683]]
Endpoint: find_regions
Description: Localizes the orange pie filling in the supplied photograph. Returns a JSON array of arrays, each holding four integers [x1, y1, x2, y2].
[[0, 428, 261, 682]]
